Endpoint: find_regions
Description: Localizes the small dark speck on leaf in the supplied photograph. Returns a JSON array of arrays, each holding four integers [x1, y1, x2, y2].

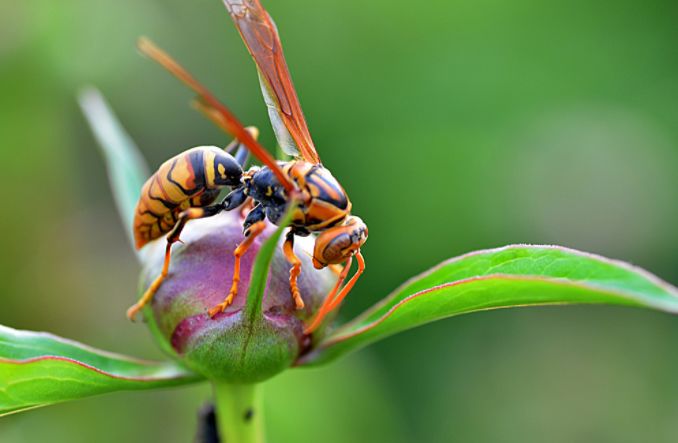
[[244, 408, 254, 422]]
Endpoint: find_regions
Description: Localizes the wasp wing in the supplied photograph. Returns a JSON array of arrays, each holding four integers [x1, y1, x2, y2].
[[224, 0, 321, 164], [257, 70, 298, 158]]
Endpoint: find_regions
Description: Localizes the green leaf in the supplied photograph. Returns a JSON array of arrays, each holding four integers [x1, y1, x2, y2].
[[244, 205, 296, 323], [77, 87, 149, 256], [0, 325, 201, 416], [300, 245, 678, 366]]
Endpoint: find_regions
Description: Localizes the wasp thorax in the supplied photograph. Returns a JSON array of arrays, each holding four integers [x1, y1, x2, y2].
[[139, 211, 337, 383]]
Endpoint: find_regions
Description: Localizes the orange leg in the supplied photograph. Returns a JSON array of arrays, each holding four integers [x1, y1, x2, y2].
[[314, 256, 352, 319], [304, 252, 365, 334], [282, 231, 305, 310], [127, 242, 172, 321], [327, 253, 365, 312], [127, 207, 219, 321], [208, 221, 267, 317]]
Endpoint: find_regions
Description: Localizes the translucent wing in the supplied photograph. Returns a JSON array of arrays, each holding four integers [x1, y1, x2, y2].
[[224, 0, 321, 164]]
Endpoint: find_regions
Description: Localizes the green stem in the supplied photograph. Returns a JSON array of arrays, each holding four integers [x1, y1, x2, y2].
[[213, 382, 265, 443]]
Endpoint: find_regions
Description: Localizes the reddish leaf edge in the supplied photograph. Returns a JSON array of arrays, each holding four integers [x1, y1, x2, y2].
[[298, 244, 678, 365], [0, 325, 171, 366], [0, 355, 194, 383], [354, 244, 678, 324], [0, 325, 203, 416], [317, 274, 675, 349]]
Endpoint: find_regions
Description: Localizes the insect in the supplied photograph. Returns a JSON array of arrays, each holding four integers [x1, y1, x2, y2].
[[127, 0, 368, 334]]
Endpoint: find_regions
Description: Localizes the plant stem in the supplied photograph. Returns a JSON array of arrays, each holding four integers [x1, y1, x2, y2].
[[213, 382, 265, 443]]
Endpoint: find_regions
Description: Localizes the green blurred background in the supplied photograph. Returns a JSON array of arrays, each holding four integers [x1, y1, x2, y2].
[[1, 0, 678, 441]]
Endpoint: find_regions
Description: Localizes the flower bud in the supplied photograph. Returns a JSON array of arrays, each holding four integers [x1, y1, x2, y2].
[[139, 211, 337, 383]]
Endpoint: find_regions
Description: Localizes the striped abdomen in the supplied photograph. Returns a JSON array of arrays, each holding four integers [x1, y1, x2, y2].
[[133, 146, 242, 249]]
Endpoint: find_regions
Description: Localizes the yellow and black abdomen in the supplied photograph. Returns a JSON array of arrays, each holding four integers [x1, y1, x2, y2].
[[133, 146, 243, 249]]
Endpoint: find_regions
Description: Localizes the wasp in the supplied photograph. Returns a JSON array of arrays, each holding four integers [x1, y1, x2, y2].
[[127, 0, 368, 334]]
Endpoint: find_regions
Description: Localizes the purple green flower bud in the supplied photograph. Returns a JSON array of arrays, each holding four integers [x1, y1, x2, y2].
[[139, 211, 337, 383]]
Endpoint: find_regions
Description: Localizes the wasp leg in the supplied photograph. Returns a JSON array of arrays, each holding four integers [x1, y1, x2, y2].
[[221, 186, 248, 211], [303, 256, 352, 333], [304, 252, 365, 334], [310, 255, 353, 325], [242, 203, 265, 231], [208, 205, 267, 317], [127, 205, 223, 321], [326, 252, 365, 312], [220, 185, 253, 219], [282, 231, 305, 310]]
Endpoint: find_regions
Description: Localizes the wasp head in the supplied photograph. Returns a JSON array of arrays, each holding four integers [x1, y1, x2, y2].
[[312, 216, 368, 269]]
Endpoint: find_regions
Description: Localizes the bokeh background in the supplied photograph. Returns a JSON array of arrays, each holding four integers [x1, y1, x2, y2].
[[1, 0, 678, 441]]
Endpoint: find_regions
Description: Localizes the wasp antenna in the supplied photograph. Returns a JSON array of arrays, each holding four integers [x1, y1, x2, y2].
[[191, 100, 260, 140], [191, 99, 227, 132], [138, 37, 295, 193]]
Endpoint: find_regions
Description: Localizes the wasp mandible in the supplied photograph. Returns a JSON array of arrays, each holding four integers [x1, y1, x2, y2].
[[128, 0, 368, 334]]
